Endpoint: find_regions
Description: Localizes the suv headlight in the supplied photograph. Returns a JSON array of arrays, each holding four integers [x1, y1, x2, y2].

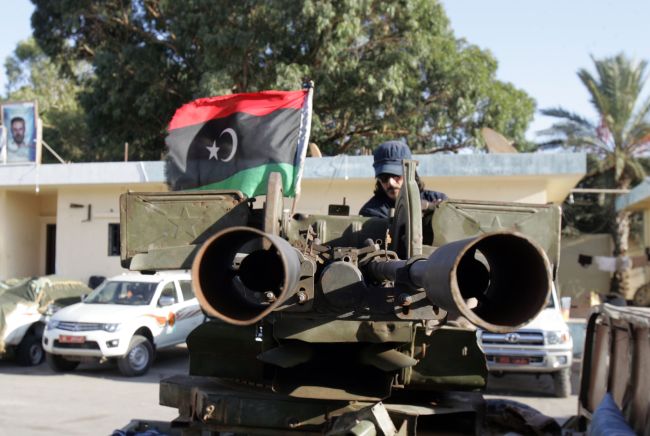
[[102, 323, 121, 333], [46, 320, 60, 331], [546, 330, 571, 345], [45, 304, 62, 317]]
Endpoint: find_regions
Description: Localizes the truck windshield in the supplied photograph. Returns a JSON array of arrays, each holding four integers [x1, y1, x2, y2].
[[84, 281, 157, 306]]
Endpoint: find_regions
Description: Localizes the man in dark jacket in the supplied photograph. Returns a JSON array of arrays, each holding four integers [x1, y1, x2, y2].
[[359, 141, 447, 219]]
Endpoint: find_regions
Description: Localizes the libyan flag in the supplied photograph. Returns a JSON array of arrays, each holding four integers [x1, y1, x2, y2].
[[165, 88, 313, 197]]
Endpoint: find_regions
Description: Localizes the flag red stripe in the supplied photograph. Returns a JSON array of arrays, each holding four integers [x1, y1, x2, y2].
[[168, 90, 307, 130]]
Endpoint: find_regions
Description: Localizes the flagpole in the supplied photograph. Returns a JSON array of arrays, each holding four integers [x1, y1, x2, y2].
[[291, 81, 314, 216]]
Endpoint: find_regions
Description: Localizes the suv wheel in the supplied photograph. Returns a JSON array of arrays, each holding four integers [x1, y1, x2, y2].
[[46, 352, 80, 372], [553, 367, 571, 398], [16, 334, 44, 366], [118, 335, 154, 377]]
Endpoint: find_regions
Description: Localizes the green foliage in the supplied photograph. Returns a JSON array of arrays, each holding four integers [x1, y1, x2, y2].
[[542, 53, 650, 295], [31, 0, 535, 159], [540, 53, 650, 189], [561, 155, 617, 236], [2, 38, 90, 163]]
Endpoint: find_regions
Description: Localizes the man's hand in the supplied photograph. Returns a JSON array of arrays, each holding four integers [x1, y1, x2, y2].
[[421, 198, 443, 211]]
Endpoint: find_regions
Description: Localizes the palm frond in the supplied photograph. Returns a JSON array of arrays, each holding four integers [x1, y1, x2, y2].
[[624, 94, 650, 146], [626, 123, 650, 153], [625, 158, 647, 183], [539, 107, 595, 128]]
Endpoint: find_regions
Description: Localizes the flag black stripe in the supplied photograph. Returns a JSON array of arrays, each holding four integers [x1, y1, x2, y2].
[[167, 109, 301, 191]]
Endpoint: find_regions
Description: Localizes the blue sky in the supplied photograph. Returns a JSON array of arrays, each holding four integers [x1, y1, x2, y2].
[[1, 1, 649, 140], [441, 0, 650, 138]]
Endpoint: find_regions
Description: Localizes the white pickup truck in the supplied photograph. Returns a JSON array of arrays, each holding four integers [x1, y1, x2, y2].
[[42, 271, 204, 376], [476, 285, 574, 397], [0, 277, 89, 366]]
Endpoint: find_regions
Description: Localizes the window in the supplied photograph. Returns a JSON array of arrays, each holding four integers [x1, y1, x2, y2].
[[159, 282, 179, 304], [179, 280, 194, 301], [108, 223, 120, 256]]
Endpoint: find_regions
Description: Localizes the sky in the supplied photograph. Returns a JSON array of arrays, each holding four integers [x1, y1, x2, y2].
[[1, 0, 649, 140], [441, 0, 650, 138]]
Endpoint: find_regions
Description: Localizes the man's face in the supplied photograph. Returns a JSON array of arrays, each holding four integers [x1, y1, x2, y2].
[[11, 120, 25, 144], [378, 173, 403, 201]]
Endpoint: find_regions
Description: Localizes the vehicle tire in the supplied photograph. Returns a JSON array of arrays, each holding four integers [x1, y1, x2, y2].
[[46, 352, 80, 372], [633, 285, 650, 307], [117, 335, 154, 377], [553, 367, 571, 398], [15, 334, 44, 366]]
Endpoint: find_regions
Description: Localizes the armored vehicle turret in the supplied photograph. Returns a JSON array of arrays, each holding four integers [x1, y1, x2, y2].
[[120, 161, 560, 435]]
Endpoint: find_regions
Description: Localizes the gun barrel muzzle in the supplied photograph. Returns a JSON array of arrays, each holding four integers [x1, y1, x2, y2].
[[192, 226, 302, 326], [410, 231, 552, 332]]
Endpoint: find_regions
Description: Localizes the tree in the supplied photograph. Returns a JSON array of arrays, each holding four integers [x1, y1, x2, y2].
[[3, 38, 90, 162], [540, 53, 650, 296], [31, 0, 535, 159]]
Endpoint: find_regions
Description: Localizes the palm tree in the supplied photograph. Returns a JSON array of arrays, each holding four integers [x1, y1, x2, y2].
[[540, 53, 650, 297]]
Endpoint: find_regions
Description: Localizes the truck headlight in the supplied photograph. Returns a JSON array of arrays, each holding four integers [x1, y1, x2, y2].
[[46, 320, 60, 331], [546, 330, 570, 345], [45, 304, 62, 317], [102, 323, 121, 333]]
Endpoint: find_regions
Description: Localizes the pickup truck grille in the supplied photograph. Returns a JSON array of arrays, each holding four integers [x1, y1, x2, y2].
[[53, 340, 100, 350], [480, 331, 544, 346], [485, 355, 544, 364], [56, 322, 104, 332]]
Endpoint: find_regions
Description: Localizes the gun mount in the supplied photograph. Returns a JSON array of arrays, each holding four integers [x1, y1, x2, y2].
[[192, 226, 550, 332], [120, 162, 561, 435]]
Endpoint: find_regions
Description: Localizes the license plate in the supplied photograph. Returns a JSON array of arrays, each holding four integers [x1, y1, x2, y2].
[[496, 356, 529, 365], [59, 335, 86, 344]]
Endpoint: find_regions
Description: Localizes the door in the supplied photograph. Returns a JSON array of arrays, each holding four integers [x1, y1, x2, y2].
[[154, 280, 182, 347], [45, 224, 56, 275], [173, 279, 204, 339]]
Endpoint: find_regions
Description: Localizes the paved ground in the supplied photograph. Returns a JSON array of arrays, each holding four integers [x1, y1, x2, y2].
[[0, 347, 188, 436], [484, 360, 582, 425], [0, 347, 580, 435]]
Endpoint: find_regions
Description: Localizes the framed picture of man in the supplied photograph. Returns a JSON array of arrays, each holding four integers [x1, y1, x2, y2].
[[1, 101, 38, 164], [0, 126, 6, 164]]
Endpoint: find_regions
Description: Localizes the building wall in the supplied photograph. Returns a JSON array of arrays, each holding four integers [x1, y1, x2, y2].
[[0, 191, 41, 278], [296, 176, 550, 215], [55, 184, 166, 283], [0, 190, 6, 278], [0, 155, 586, 283]]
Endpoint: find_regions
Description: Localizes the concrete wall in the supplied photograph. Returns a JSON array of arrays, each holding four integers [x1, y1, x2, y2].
[[0, 154, 586, 283], [55, 184, 166, 283], [0, 191, 41, 278], [295, 176, 552, 215], [0, 190, 6, 278]]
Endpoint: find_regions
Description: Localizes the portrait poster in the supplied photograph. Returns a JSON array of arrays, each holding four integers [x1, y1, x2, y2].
[[0, 126, 6, 164], [1, 101, 39, 164]]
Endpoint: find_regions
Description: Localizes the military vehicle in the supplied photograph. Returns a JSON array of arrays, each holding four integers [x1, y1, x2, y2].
[[120, 161, 560, 435]]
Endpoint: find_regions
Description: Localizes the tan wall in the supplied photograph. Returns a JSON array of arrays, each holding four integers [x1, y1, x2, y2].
[[0, 191, 41, 278], [55, 184, 166, 283], [296, 176, 551, 215], [0, 190, 6, 278]]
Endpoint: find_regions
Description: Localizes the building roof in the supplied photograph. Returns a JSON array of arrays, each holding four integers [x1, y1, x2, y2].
[[0, 152, 586, 188], [303, 152, 586, 179]]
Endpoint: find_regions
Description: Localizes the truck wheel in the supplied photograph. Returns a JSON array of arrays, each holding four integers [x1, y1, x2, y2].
[[16, 334, 44, 366], [553, 368, 571, 398], [118, 335, 154, 377], [46, 352, 80, 372]]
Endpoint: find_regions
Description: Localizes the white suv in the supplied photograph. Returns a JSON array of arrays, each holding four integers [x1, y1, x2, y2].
[[42, 271, 204, 376], [476, 285, 574, 397]]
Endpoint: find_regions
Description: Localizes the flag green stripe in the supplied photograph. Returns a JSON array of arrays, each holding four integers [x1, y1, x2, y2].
[[193, 163, 298, 197]]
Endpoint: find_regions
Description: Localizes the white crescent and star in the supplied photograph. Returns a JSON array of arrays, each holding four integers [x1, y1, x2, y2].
[[206, 128, 238, 162]]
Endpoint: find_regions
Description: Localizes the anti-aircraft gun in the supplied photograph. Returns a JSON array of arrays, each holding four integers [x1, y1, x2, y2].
[[120, 161, 560, 435]]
